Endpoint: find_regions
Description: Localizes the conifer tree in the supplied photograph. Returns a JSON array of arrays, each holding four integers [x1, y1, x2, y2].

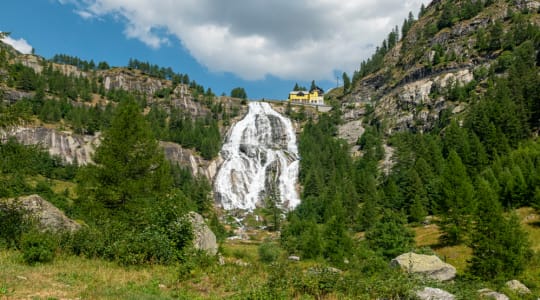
[[342, 72, 351, 92], [365, 209, 414, 258], [468, 178, 531, 280], [79, 97, 171, 210], [439, 150, 475, 245]]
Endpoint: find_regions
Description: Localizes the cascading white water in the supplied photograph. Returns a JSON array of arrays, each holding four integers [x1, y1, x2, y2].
[[214, 102, 300, 211]]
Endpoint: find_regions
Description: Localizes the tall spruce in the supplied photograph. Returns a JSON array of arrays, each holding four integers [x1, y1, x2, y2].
[[79, 97, 171, 210], [468, 178, 531, 280], [439, 150, 475, 245]]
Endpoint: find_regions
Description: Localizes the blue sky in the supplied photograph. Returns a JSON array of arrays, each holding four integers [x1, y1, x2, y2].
[[1, 0, 426, 99]]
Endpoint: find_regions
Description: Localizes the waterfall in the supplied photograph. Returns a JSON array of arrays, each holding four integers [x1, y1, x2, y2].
[[214, 101, 300, 211]]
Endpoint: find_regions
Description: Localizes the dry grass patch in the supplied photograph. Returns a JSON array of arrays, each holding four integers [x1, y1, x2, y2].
[[0, 250, 177, 299], [413, 223, 472, 273], [516, 207, 540, 252]]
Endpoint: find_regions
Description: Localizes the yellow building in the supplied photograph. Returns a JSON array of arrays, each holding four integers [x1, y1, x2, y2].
[[288, 87, 324, 105]]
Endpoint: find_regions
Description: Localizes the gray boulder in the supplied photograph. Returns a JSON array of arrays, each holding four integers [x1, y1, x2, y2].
[[187, 212, 218, 256], [5, 194, 80, 232], [505, 279, 531, 294], [416, 287, 455, 300], [288, 255, 300, 261], [390, 252, 456, 281], [478, 288, 509, 300]]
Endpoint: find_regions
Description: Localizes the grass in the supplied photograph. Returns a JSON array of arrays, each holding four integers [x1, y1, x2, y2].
[[414, 208, 540, 279], [414, 223, 472, 273], [1, 208, 539, 299], [0, 241, 269, 299], [516, 207, 540, 252], [0, 250, 178, 299]]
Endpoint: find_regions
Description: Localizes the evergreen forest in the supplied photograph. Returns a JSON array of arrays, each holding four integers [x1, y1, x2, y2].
[[1, 0, 540, 299]]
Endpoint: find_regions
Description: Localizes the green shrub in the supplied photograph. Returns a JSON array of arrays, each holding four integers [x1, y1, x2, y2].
[[107, 228, 179, 266], [0, 201, 31, 249], [60, 226, 108, 258], [258, 241, 282, 264], [20, 230, 58, 264]]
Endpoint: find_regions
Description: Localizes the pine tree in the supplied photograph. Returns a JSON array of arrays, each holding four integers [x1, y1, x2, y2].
[[439, 150, 475, 245], [342, 72, 351, 92], [323, 214, 352, 265], [365, 209, 415, 258], [468, 178, 531, 280], [80, 97, 172, 210]]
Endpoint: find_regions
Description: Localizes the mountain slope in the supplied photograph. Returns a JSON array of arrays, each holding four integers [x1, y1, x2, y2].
[[341, 0, 540, 133]]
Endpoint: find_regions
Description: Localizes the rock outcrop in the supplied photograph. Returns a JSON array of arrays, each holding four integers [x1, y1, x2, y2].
[[341, 0, 534, 133], [477, 288, 509, 300], [5, 194, 80, 232], [101, 68, 170, 97], [1, 126, 99, 165], [363, 68, 474, 134], [390, 252, 456, 281], [2, 89, 33, 103], [338, 120, 364, 146], [416, 287, 455, 300], [162, 141, 223, 181], [505, 279, 531, 294], [187, 212, 218, 256], [2, 126, 221, 180]]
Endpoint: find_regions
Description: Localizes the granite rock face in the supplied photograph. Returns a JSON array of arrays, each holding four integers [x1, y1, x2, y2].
[[2, 126, 221, 180], [340, 1, 527, 133], [1, 126, 99, 165]]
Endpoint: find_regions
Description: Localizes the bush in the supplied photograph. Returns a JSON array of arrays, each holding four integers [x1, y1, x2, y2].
[[107, 228, 179, 266], [20, 230, 57, 264], [0, 201, 31, 249], [258, 241, 282, 264], [60, 226, 108, 258]]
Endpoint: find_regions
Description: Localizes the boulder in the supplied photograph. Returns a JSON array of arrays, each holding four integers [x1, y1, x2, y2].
[[187, 212, 218, 256], [5, 194, 80, 232], [416, 287, 455, 300], [390, 252, 456, 281], [478, 288, 509, 300], [288, 255, 300, 261], [505, 280, 531, 294]]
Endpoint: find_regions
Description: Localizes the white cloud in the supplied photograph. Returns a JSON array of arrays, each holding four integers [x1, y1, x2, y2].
[[1, 34, 33, 54], [75, 10, 94, 19], [62, 0, 427, 80]]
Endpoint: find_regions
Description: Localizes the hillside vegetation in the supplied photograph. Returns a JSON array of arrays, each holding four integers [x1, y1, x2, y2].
[[1, 0, 540, 299]]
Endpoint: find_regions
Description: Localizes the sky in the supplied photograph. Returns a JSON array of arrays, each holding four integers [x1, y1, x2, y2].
[[1, 0, 427, 100]]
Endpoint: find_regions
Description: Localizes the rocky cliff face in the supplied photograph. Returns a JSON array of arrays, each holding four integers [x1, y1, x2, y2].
[[372, 68, 474, 133], [1, 126, 99, 164], [162, 141, 223, 180], [101, 68, 169, 96], [1, 126, 221, 181], [342, 0, 539, 133]]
